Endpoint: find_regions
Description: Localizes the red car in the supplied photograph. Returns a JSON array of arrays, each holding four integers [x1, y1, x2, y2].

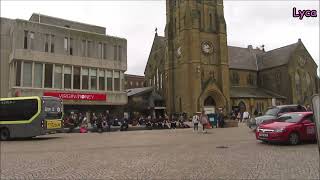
[[256, 112, 317, 145]]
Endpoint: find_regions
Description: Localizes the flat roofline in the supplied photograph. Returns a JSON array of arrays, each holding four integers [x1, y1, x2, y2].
[[29, 13, 106, 32], [15, 18, 126, 41], [125, 74, 145, 78]]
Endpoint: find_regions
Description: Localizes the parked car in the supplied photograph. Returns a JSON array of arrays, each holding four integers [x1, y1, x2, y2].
[[247, 104, 307, 130], [256, 112, 316, 145]]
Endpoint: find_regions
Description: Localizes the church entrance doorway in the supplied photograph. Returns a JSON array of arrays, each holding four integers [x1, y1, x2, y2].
[[203, 96, 216, 114], [238, 101, 246, 113]]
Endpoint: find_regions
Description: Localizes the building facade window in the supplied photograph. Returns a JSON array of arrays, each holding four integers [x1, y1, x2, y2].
[[82, 68, 89, 90], [50, 35, 55, 53], [120, 72, 124, 90], [103, 43, 107, 59], [44, 34, 49, 52], [114, 45, 118, 60], [24, 31, 28, 49], [30, 32, 35, 50], [98, 43, 102, 59], [64, 37, 68, 52], [34, 63, 43, 88], [81, 40, 86, 56], [107, 70, 113, 91], [15, 61, 22, 86], [64, 66, 72, 89], [118, 45, 122, 61], [54, 65, 62, 89], [99, 70, 105, 91], [114, 71, 120, 91], [44, 64, 53, 88], [69, 38, 73, 55], [87, 41, 92, 57], [73, 67, 81, 89], [90, 69, 97, 90], [23, 62, 32, 87]]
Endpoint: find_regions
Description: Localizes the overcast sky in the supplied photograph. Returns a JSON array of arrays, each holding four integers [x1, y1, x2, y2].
[[1, 1, 319, 76]]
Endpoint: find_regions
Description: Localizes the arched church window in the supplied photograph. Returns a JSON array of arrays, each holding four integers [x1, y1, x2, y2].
[[247, 73, 254, 86], [295, 72, 301, 98], [198, 11, 202, 29], [232, 72, 239, 85], [275, 71, 281, 90], [306, 72, 311, 86], [209, 13, 213, 29]]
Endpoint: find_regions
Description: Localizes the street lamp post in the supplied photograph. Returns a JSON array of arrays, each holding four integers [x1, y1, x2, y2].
[[311, 94, 320, 169]]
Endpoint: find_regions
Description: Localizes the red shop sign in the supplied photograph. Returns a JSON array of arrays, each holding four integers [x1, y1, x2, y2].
[[44, 92, 107, 101]]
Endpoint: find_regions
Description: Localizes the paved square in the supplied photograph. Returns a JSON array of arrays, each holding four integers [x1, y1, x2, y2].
[[1, 124, 319, 179]]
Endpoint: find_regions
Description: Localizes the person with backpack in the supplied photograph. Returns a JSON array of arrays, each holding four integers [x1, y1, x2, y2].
[[192, 113, 200, 132]]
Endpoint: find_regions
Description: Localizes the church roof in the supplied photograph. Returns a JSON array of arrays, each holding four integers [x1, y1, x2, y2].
[[228, 42, 300, 71], [257, 42, 299, 70], [228, 46, 263, 71], [144, 34, 166, 74], [230, 87, 286, 99]]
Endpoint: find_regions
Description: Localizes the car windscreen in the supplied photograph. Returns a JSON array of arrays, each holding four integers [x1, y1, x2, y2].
[[277, 114, 303, 123], [265, 108, 279, 116]]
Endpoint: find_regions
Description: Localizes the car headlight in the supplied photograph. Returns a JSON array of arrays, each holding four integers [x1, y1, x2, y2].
[[274, 128, 285, 133], [256, 127, 260, 132]]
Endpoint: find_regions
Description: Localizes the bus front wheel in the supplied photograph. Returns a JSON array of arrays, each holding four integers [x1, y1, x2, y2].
[[0, 128, 10, 141]]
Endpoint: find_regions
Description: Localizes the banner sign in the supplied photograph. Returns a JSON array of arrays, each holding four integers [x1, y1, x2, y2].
[[44, 92, 107, 101]]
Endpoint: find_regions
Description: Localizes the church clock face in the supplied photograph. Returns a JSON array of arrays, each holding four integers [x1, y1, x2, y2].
[[201, 41, 214, 55]]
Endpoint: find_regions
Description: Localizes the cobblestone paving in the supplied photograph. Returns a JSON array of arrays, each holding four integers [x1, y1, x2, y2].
[[1, 124, 319, 179]]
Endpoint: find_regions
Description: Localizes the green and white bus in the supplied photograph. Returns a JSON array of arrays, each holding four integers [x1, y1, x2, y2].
[[0, 96, 64, 140]]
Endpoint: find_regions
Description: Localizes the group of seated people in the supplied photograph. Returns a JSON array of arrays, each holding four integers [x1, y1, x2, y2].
[[131, 114, 190, 129], [63, 112, 129, 133]]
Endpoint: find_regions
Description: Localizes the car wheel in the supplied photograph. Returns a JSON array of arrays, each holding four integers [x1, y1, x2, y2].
[[288, 132, 300, 145], [0, 128, 11, 141]]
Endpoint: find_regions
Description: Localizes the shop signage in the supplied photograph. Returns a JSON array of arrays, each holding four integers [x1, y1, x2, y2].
[[44, 92, 107, 101]]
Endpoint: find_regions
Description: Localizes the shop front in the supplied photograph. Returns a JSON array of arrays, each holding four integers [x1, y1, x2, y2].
[[43, 91, 125, 117]]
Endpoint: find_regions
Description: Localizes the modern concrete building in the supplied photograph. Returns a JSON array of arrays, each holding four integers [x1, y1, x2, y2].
[[124, 74, 145, 89], [0, 13, 127, 112]]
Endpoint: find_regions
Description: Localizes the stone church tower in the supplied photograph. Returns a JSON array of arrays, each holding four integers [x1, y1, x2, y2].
[[165, 0, 230, 114]]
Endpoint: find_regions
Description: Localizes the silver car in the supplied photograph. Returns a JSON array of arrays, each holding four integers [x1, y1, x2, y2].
[[247, 105, 307, 130]]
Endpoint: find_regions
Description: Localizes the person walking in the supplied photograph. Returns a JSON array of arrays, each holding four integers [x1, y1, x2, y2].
[[96, 113, 104, 133], [217, 108, 225, 128], [236, 112, 241, 123], [243, 111, 250, 123], [200, 111, 209, 133], [192, 113, 200, 132]]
